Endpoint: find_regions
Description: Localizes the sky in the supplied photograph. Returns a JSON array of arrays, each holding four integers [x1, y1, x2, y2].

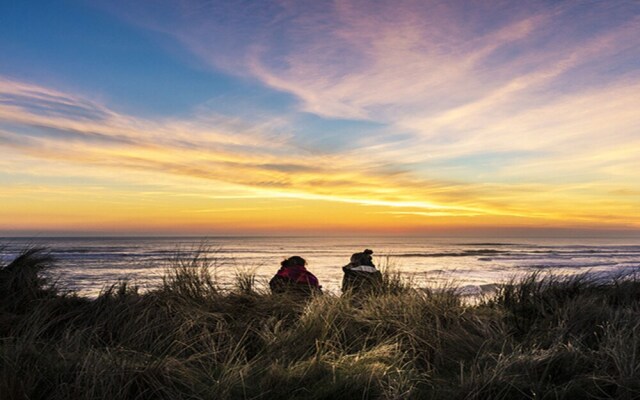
[[1, 0, 639, 236]]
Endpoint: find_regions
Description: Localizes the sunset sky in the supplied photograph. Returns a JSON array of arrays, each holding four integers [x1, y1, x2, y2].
[[1, 1, 639, 236]]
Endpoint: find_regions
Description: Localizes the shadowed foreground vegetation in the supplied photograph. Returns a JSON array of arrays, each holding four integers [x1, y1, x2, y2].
[[2, 248, 640, 399]]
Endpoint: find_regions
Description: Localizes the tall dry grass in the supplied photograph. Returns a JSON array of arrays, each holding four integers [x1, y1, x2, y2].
[[1, 248, 640, 399]]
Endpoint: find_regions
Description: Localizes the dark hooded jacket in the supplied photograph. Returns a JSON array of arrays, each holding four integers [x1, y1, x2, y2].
[[342, 249, 382, 293]]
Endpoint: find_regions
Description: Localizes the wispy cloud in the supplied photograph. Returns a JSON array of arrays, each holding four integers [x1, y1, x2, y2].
[[0, 77, 481, 215], [103, 1, 640, 170], [119, 1, 638, 120], [2, 70, 639, 229]]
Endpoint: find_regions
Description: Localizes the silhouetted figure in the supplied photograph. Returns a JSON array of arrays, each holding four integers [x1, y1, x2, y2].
[[342, 249, 382, 294], [269, 256, 321, 296]]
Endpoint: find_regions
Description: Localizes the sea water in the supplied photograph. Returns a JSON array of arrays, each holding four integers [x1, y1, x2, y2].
[[1, 236, 639, 297]]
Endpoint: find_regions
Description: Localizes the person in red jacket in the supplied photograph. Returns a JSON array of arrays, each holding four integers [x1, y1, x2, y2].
[[269, 256, 321, 296]]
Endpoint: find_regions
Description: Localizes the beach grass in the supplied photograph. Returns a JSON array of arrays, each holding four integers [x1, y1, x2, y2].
[[1, 248, 640, 399]]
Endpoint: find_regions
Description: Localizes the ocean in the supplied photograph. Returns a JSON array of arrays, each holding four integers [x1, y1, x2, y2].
[[1, 236, 639, 297]]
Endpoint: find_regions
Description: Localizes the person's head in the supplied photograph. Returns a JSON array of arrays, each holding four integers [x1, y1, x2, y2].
[[350, 249, 374, 266], [282, 256, 307, 268]]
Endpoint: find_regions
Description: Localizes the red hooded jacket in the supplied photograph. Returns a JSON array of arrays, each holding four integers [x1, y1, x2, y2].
[[274, 264, 319, 287]]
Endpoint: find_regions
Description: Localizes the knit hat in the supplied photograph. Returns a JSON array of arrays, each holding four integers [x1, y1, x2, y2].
[[350, 249, 374, 266]]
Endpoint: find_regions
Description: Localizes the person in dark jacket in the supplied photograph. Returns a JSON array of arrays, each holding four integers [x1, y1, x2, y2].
[[342, 249, 382, 294], [269, 256, 321, 296]]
